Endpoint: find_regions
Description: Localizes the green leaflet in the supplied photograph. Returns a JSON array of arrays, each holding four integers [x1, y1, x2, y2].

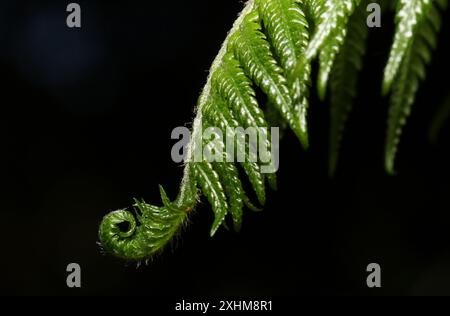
[[194, 161, 229, 236], [303, 0, 360, 61], [257, 0, 311, 147], [230, 10, 303, 144], [292, 0, 360, 101], [201, 110, 246, 233], [202, 101, 263, 231], [318, 26, 347, 100], [257, 0, 309, 72], [385, 0, 447, 173], [212, 55, 267, 133], [212, 162, 245, 232], [203, 93, 267, 206], [329, 1, 368, 175], [385, 49, 418, 174], [211, 53, 274, 174]]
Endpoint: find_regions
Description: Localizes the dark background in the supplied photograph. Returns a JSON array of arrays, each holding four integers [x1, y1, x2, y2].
[[0, 0, 450, 296]]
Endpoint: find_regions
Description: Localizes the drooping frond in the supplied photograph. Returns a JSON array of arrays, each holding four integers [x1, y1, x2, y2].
[[329, 1, 369, 176], [384, 0, 448, 173]]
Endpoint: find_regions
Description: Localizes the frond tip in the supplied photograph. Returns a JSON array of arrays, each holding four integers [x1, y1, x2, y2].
[[382, 0, 433, 95], [98, 203, 187, 261], [329, 0, 368, 175], [384, 0, 447, 174]]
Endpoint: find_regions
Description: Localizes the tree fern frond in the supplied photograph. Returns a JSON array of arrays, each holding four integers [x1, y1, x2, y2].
[[329, 1, 369, 175], [385, 0, 447, 173], [97, 0, 450, 263], [99, 0, 315, 261]]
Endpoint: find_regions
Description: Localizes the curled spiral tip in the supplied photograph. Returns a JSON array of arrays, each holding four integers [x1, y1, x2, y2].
[[98, 202, 189, 262], [98, 209, 140, 260]]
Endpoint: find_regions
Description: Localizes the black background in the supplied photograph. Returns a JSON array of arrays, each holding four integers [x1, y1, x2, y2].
[[0, 0, 450, 296]]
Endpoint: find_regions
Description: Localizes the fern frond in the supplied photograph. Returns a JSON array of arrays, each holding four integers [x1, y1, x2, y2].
[[98, 0, 314, 261], [329, 1, 369, 175], [385, 0, 447, 173], [98, 0, 450, 263]]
